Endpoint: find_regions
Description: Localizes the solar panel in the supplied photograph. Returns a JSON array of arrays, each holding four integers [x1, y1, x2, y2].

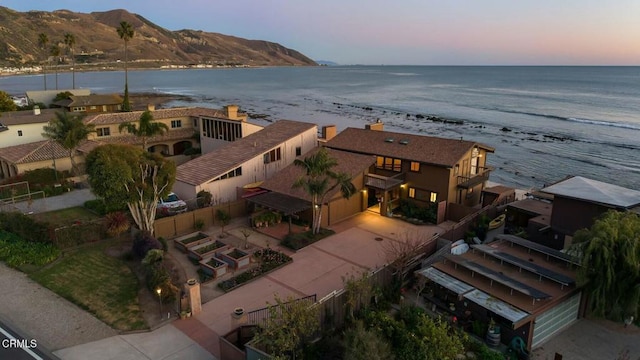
[[443, 254, 551, 300], [496, 235, 581, 266]]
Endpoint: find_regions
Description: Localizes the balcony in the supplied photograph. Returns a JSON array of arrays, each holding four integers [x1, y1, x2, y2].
[[457, 166, 493, 189], [365, 172, 405, 190]]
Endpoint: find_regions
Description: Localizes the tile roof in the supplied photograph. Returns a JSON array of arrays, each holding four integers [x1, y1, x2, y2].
[[325, 128, 494, 168], [0, 140, 69, 164], [260, 147, 376, 202], [0, 108, 58, 126], [84, 107, 234, 126], [176, 120, 316, 186], [541, 176, 640, 209]]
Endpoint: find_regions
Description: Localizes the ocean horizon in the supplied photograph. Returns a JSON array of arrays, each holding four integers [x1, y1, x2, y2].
[[2, 65, 639, 190]]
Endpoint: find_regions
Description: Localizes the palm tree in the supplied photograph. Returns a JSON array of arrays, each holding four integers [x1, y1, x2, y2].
[[64, 33, 76, 89], [117, 21, 134, 111], [42, 111, 95, 176], [118, 110, 168, 151], [50, 43, 61, 90], [292, 147, 356, 234], [37, 33, 49, 90]]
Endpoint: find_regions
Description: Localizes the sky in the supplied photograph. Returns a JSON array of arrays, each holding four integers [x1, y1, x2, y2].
[[2, 1, 639, 65]]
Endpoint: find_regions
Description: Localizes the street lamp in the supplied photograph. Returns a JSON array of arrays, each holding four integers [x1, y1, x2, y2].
[[156, 287, 162, 316]]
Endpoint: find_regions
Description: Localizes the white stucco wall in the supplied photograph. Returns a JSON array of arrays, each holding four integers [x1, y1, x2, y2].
[[0, 122, 48, 147]]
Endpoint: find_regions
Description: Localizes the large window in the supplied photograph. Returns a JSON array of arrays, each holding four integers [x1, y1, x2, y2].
[[376, 156, 402, 172], [408, 187, 437, 203], [202, 118, 242, 141], [171, 120, 182, 128], [263, 147, 282, 164], [410, 161, 420, 172], [96, 127, 110, 137]]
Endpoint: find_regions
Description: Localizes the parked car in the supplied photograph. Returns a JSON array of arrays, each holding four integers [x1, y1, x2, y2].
[[157, 193, 188, 215]]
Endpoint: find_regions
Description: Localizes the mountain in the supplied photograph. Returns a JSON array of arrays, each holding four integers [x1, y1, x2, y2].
[[0, 7, 317, 68], [315, 60, 339, 66]]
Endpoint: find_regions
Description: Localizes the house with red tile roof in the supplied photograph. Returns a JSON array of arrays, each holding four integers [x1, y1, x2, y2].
[[173, 119, 317, 204], [323, 123, 494, 222]]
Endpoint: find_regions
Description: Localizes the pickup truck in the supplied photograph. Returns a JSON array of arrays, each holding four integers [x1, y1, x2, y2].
[[157, 193, 188, 215]]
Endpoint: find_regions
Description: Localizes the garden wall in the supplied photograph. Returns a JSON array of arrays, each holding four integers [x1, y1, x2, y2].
[[154, 200, 247, 239]]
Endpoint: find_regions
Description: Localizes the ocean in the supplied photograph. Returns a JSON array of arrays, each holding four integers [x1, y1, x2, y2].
[[2, 66, 639, 190]]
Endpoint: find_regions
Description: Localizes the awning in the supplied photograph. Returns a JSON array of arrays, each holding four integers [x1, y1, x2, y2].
[[464, 289, 529, 324], [416, 267, 474, 296], [247, 191, 311, 216]]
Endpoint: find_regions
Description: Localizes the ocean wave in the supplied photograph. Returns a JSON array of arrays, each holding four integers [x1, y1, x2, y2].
[[388, 72, 419, 76]]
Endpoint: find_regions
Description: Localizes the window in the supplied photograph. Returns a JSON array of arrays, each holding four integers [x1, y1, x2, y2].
[[171, 120, 182, 128], [409, 187, 437, 202], [376, 156, 402, 172], [410, 161, 420, 172], [295, 146, 302, 156], [263, 147, 282, 164], [72, 106, 86, 112], [193, 118, 198, 128], [90, 106, 97, 110], [212, 167, 242, 182], [96, 127, 110, 137], [17, 130, 23, 136], [201, 118, 242, 141], [454, 164, 460, 175]]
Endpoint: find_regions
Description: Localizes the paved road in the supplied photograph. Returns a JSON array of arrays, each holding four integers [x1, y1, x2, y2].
[[0, 321, 55, 360]]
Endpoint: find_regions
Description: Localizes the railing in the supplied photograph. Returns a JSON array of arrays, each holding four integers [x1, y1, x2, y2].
[[456, 166, 493, 188], [247, 294, 317, 327], [365, 172, 405, 190]]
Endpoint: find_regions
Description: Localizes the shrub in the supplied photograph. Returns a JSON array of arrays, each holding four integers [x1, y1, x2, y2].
[[145, 265, 178, 303], [132, 231, 162, 259], [104, 211, 130, 238], [196, 190, 212, 208], [0, 211, 51, 243], [157, 237, 168, 252], [0, 230, 60, 268], [84, 199, 127, 216], [218, 248, 292, 291]]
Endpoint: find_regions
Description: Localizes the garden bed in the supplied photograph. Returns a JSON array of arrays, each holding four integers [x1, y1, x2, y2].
[[218, 248, 251, 269], [187, 239, 230, 261], [199, 256, 228, 278], [218, 248, 292, 292], [281, 228, 335, 250], [174, 232, 211, 253]]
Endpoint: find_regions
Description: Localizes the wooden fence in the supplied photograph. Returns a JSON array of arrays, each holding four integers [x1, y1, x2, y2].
[[154, 199, 247, 239]]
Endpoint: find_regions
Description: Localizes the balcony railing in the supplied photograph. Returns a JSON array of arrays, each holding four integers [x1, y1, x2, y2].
[[457, 166, 493, 189], [365, 172, 405, 190]]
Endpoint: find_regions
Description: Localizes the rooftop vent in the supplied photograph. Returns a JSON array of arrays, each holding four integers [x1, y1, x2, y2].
[[399, 139, 409, 145], [384, 138, 394, 143]]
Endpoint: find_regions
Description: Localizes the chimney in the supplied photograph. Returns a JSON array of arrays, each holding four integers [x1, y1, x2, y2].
[[33, 106, 40, 116], [147, 104, 155, 111], [322, 125, 337, 141], [225, 104, 239, 119], [365, 119, 384, 131]]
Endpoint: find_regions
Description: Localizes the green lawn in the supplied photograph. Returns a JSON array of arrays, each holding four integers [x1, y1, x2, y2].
[[32, 206, 100, 227], [30, 239, 147, 331]]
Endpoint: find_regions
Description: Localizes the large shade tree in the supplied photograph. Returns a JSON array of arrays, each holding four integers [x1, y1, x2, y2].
[[42, 111, 94, 176], [118, 110, 168, 151], [116, 21, 134, 111], [571, 210, 640, 322], [37, 33, 49, 90], [292, 147, 356, 234], [63, 32, 76, 89], [85, 144, 176, 235]]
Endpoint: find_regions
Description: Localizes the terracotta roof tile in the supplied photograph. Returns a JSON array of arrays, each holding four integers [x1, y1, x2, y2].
[[177, 120, 316, 186], [325, 128, 494, 168], [260, 148, 375, 202], [84, 107, 234, 126], [0, 140, 68, 164]]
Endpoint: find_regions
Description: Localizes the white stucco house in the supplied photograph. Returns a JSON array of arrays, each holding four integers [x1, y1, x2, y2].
[[173, 119, 317, 204]]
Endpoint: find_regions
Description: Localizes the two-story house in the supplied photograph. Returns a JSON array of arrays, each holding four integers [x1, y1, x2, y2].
[[173, 120, 318, 204], [323, 123, 494, 221]]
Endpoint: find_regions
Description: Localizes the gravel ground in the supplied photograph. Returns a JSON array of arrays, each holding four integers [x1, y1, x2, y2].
[[0, 264, 117, 351]]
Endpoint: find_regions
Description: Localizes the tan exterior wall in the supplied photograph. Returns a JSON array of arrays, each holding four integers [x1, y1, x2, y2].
[[328, 193, 363, 226], [0, 122, 49, 147]]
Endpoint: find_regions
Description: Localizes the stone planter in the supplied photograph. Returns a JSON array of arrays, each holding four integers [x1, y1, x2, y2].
[[187, 239, 231, 261], [218, 248, 251, 270], [199, 256, 228, 278], [174, 232, 211, 253]]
